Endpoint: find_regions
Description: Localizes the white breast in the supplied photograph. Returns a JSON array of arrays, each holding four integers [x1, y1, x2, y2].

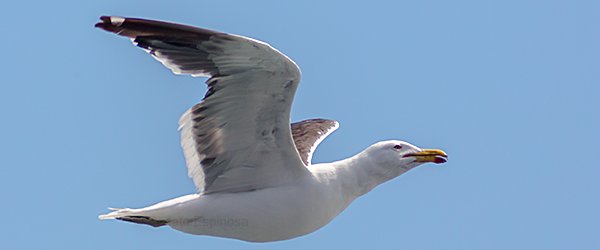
[[166, 174, 352, 242]]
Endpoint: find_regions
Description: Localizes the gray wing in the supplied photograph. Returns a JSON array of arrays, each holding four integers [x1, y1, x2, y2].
[[291, 119, 339, 165], [96, 16, 309, 194]]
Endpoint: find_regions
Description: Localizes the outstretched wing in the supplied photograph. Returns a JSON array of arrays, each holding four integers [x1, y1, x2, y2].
[[96, 16, 309, 194], [291, 119, 339, 165]]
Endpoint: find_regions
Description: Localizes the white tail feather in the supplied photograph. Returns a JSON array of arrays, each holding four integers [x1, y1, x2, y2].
[[98, 194, 200, 221], [98, 208, 138, 220]]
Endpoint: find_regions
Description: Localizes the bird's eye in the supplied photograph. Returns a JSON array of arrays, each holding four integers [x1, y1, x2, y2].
[[393, 145, 402, 150]]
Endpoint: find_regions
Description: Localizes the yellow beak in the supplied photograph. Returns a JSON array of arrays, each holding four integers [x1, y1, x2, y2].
[[403, 149, 448, 164]]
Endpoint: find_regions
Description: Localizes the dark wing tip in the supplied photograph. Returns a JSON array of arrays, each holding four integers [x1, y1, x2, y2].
[[116, 216, 168, 228], [94, 15, 222, 40], [95, 16, 126, 35], [97, 15, 112, 25]]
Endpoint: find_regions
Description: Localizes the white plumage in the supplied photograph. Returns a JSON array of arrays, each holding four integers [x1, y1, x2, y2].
[[96, 16, 447, 242]]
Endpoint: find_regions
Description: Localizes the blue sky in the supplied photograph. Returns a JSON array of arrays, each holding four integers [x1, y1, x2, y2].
[[1, 0, 599, 249]]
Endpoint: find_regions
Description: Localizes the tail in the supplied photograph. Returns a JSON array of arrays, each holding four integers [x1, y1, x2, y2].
[[99, 207, 168, 228]]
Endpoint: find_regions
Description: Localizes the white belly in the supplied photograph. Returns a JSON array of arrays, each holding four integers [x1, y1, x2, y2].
[[162, 179, 352, 242]]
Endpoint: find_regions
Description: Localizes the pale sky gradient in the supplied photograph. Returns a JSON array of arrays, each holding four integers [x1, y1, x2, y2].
[[1, 0, 599, 249]]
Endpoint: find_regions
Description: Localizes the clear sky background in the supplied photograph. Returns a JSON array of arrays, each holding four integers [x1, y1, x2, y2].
[[1, 0, 599, 249]]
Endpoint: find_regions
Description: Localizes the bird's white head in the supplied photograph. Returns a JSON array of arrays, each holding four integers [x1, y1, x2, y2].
[[341, 140, 448, 197], [365, 140, 448, 171]]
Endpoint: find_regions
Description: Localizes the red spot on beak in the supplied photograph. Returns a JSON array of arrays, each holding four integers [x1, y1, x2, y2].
[[433, 156, 447, 164]]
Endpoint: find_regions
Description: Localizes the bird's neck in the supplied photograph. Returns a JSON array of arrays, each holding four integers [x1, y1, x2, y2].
[[326, 151, 409, 198]]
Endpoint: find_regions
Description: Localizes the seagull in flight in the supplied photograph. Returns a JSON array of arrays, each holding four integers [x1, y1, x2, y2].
[[96, 16, 448, 242]]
